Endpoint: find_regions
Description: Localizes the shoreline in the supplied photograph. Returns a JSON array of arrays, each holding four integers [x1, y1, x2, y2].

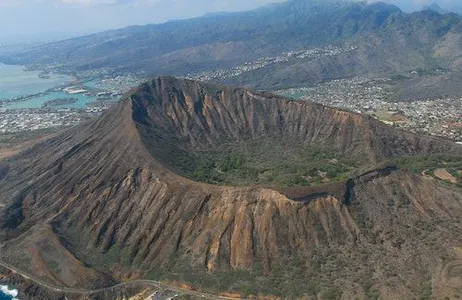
[[0, 83, 103, 110], [0, 285, 18, 300], [0, 63, 78, 106]]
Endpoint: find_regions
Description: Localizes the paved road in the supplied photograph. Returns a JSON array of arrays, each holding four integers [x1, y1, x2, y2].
[[0, 260, 240, 300]]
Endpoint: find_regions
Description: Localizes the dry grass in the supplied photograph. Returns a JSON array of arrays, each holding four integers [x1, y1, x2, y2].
[[434, 168, 458, 183], [0, 130, 58, 159]]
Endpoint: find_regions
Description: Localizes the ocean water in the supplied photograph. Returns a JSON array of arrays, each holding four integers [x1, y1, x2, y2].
[[0, 63, 98, 109], [0, 63, 72, 100], [0, 285, 18, 300], [3, 91, 96, 109]]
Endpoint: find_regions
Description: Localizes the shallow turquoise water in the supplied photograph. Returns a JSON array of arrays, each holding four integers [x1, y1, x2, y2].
[[83, 80, 98, 88], [0, 63, 73, 100], [0, 63, 100, 109], [4, 91, 97, 109]]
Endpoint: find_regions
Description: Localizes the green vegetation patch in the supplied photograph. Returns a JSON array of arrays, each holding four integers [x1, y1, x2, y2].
[[393, 154, 462, 173], [145, 254, 341, 298], [392, 154, 462, 186], [169, 138, 357, 188]]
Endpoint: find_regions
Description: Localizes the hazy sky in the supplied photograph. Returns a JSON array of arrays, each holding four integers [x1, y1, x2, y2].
[[0, 0, 286, 43], [381, 0, 461, 11], [0, 0, 460, 44]]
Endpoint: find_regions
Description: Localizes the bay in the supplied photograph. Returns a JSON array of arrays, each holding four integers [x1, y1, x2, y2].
[[0, 63, 72, 100], [4, 91, 96, 109], [0, 63, 101, 109]]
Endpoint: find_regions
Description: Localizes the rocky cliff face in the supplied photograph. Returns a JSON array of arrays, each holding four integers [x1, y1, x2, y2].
[[134, 77, 459, 161], [0, 77, 461, 299]]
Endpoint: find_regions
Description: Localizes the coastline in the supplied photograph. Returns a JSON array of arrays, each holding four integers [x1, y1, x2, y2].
[[0, 285, 18, 300], [0, 64, 102, 110], [0, 63, 75, 103]]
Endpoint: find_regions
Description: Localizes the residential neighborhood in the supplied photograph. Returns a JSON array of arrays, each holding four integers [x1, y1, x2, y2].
[[278, 77, 462, 143]]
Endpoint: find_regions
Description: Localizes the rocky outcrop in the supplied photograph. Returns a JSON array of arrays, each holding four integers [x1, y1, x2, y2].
[[133, 77, 460, 162]]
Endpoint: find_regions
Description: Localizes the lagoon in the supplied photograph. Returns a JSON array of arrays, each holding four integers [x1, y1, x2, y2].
[[0, 63, 73, 100], [4, 91, 97, 109], [0, 63, 101, 109]]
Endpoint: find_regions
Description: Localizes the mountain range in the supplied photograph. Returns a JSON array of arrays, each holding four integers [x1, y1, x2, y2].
[[0, 77, 461, 299], [424, 3, 462, 16], [3, 0, 462, 99]]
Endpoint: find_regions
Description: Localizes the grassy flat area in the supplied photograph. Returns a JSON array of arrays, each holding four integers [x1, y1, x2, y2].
[[0, 128, 63, 160], [393, 154, 462, 186], [0, 128, 61, 149], [167, 138, 462, 189], [171, 138, 358, 188]]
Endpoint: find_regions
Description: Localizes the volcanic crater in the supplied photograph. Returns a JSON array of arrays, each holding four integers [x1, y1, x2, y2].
[[0, 77, 462, 299]]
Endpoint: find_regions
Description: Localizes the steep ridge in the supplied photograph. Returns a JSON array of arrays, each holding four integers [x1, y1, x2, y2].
[[0, 77, 461, 298], [131, 77, 458, 161]]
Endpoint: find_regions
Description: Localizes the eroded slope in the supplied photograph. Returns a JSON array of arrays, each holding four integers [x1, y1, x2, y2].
[[0, 77, 461, 299]]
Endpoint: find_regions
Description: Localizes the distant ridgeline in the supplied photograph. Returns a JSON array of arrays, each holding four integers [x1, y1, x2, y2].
[[4, 0, 462, 98]]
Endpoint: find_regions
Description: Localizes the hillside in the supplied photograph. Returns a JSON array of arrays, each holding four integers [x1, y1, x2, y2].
[[0, 77, 461, 299], [218, 9, 462, 93], [3, 0, 462, 100], [4, 0, 401, 74], [425, 3, 462, 16]]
